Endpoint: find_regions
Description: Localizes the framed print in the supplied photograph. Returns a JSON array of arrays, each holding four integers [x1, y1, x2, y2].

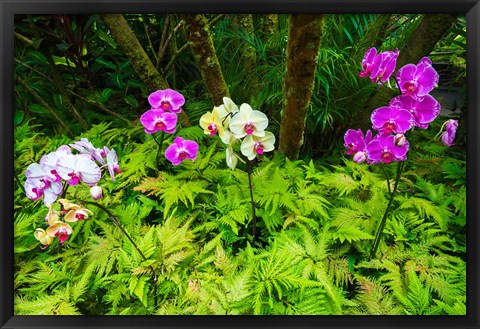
[[1, 0, 479, 328]]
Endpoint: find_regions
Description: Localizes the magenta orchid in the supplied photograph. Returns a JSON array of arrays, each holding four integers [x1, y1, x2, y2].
[[396, 57, 439, 97], [370, 49, 399, 84], [359, 47, 378, 78], [344, 129, 373, 155], [164, 137, 199, 166], [140, 109, 178, 134], [371, 106, 415, 134], [359, 47, 399, 84], [366, 134, 410, 164], [389, 94, 441, 129], [440, 119, 458, 146], [148, 89, 185, 113]]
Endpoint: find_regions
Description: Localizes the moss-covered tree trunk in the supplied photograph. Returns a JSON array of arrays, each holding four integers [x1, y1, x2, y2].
[[238, 14, 259, 95], [182, 14, 230, 106], [101, 14, 169, 91], [263, 14, 279, 38], [278, 14, 325, 160], [353, 14, 455, 131], [100, 14, 190, 126]]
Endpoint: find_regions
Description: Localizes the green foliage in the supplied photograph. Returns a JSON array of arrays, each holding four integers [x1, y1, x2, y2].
[[13, 14, 466, 316]]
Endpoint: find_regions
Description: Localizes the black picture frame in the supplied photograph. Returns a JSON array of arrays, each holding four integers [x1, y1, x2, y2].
[[1, 1, 479, 328]]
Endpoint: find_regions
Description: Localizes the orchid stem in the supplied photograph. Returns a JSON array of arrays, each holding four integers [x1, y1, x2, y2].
[[152, 132, 165, 169], [83, 200, 159, 309], [61, 182, 69, 199], [370, 160, 405, 259], [380, 166, 391, 195], [246, 160, 257, 247]]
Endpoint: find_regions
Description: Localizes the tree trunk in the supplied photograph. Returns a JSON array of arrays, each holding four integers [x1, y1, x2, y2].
[[100, 14, 190, 126], [239, 14, 258, 96], [278, 14, 325, 160], [181, 14, 230, 106], [353, 14, 455, 131], [263, 14, 279, 38]]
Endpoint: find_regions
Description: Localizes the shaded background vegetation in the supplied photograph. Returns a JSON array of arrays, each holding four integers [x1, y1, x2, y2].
[[13, 14, 466, 315]]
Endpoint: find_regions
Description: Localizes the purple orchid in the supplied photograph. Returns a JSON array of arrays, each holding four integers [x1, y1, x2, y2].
[[389, 94, 441, 129], [344, 129, 373, 155], [140, 109, 178, 134], [164, 137, 199, 166], [56, 154, 102, 186], [344, 129, 373, 163], [441, 119, 458, 146], [359, 47, 378, 78], [370, 49, 399, 84], [148, 89, 185, 113], [371, 106, 414, 134], [366, 134, 410, 164], [396, 57, 439, 97]]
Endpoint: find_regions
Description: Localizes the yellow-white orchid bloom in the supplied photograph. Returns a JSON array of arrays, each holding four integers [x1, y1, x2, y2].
[[240, 131, 276, 160]]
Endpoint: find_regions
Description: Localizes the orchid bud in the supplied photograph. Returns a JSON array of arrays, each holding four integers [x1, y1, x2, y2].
[[353, 151, 367, 164], [90, 185, 102, 200], [394, 134, 406, 147]]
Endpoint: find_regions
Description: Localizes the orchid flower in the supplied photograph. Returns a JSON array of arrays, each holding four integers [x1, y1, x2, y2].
[[359, 47, 378, 78], [40, 146, 71, 182], [371, 106, 415, 134], [396, 57, 439, 96], [240, 131, 276, 161], [344, 129, 373, 164], [389, 94, 441, 129], [34, 228, 54, 249], [366, 134, 410, 164], [225, 145, 239, 170], [164, 137, 199, 166], [45, 221, 73, 244], [70, 138, 107, 165], [370, 48, 399, 84], [229, 103, 268, 139], [199, 107, 226, 137], [90, 185, 102, 200], [440, 119, 458, 146], [56, 154, 102, 186], [140, 109, 178, 134], [25, 163, 63, 205], [105, 147, 121, 181], [64, 206, 93, 222], [148, 89, 185, 113], [217, 97, 239, 127]]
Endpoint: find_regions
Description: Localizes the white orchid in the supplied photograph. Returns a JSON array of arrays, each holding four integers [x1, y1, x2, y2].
[[240, 131, 276, 160], [229, 103, 268, 139]]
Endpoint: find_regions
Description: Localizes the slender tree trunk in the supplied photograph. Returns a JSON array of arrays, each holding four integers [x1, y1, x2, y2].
[[101, 14, 190, 126], [278, 14, 325, 160], [238, 14, 259, 95], [101, 14, 169, 91], [182, 14, 230, 106], [263, 14, 279, 38], [353, 14, 455, 131]]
